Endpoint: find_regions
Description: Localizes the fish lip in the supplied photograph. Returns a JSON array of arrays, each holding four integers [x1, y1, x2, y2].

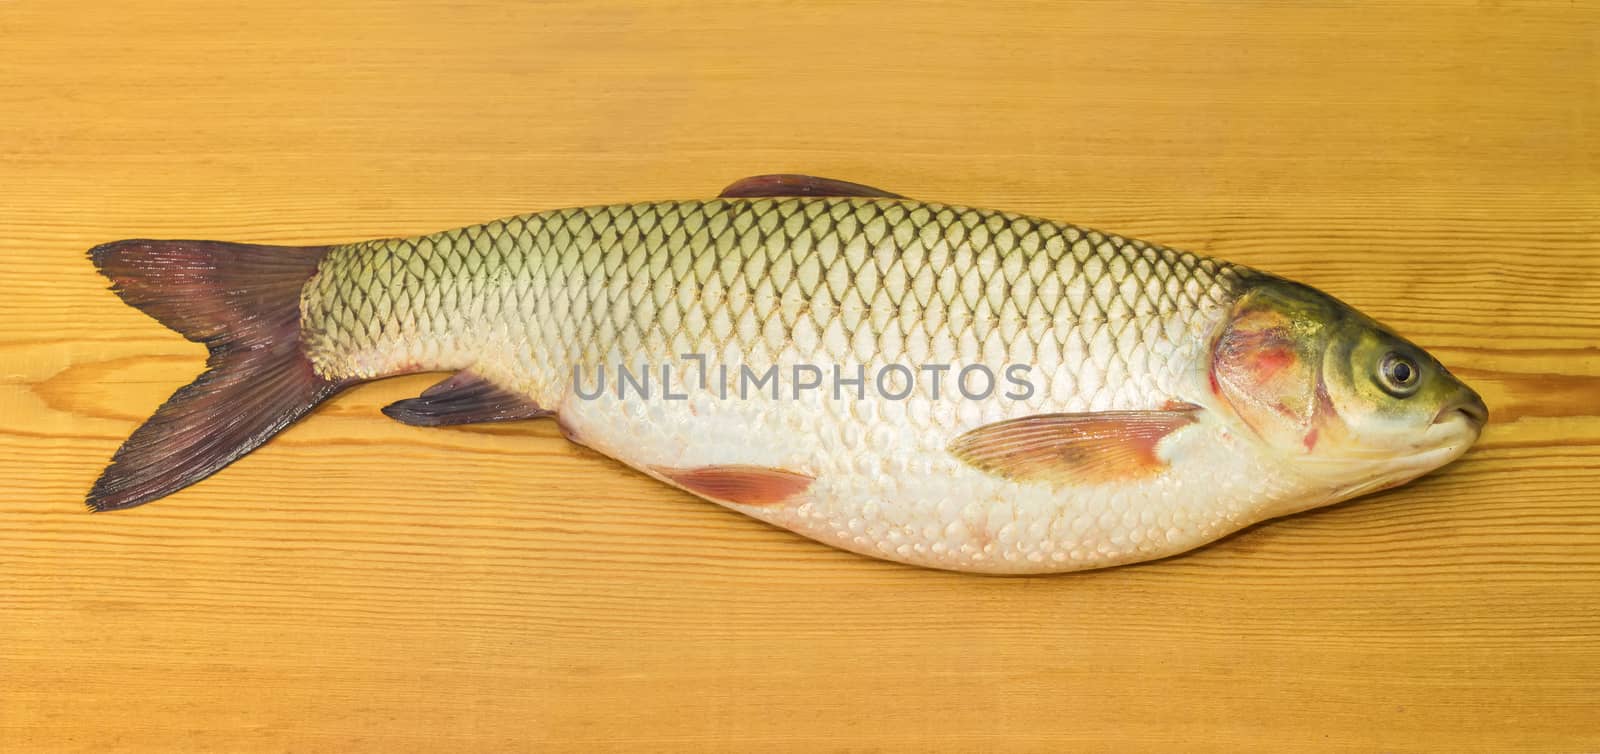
[[1433, 392, 1489, 428]]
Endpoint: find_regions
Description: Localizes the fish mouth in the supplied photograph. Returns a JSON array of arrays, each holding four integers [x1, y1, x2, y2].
[[1433, 390, 1489, 429], [1296, 393, 1484, 498]]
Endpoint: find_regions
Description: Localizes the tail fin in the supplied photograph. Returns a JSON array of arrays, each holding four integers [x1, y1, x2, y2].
[[87, 239, 345, 511]]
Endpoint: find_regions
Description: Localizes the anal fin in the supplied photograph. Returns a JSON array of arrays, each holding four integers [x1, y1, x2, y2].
[[382, 371, 549, 427]]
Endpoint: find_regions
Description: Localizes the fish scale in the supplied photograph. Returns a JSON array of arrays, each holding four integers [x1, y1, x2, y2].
[[302, 198, 1243, 412]]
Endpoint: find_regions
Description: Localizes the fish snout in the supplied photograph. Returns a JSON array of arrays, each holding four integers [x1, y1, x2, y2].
[[1435, 388, 1489, 429]]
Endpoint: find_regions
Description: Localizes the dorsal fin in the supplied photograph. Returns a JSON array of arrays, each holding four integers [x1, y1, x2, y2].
[[718, 174, 904, 199]]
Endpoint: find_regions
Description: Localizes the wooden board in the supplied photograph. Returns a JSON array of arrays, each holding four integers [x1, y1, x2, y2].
[[3, 1, 1597, 750]]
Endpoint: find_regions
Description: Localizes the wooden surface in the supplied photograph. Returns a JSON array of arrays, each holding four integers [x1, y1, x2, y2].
[[3, 1, 1597, 751]]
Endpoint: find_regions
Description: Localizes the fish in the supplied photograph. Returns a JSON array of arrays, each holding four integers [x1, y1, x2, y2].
[[86, 174, 1488, 574]]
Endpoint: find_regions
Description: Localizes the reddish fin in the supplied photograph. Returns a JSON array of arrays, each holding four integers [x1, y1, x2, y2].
[[383, 371, 549, 426], [86, 239, 344, 511], [655, 464, 815, 506], [718, 174, 904, 199], [948, 405, 1201, 485]]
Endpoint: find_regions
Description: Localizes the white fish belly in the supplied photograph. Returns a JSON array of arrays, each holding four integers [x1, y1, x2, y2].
[[551, 349, 1297, 575]]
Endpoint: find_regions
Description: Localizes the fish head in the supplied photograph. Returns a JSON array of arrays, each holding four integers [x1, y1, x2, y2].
[[1210, 276, 1486, 505]]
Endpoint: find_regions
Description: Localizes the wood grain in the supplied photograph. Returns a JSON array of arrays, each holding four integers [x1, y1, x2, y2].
[[2, 1, 1597, 751]]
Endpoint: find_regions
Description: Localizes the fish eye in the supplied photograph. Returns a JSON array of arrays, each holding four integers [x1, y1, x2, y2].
[[1377, 352, 1421, 397]]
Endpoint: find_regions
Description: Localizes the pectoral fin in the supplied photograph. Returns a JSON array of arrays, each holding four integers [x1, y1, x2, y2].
[[718, 174, 904, 199], [382, 371, 549, 427], [948, 405, 1201, 485]]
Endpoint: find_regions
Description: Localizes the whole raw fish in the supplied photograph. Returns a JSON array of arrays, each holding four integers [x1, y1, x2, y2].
[[88, 175, 1486, 573]]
